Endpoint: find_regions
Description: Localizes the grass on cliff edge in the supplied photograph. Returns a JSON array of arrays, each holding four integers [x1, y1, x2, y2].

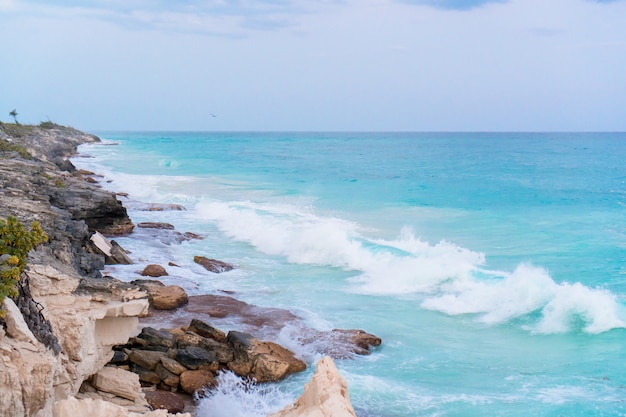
[[0, 121, 71, 159]]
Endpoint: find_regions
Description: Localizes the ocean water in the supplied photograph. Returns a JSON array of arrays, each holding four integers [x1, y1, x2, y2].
[[72, 132, 626, 417]]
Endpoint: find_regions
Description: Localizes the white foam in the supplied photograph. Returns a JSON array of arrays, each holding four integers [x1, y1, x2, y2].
[[195, 199, 626, 334], [72, 145, 626, 335], [195, 371, 295, 417]]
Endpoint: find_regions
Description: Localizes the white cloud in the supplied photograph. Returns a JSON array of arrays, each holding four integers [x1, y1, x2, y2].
[[1, 0, 625, 130]]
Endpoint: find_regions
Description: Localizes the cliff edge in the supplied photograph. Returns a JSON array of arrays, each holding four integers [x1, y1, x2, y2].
[[0, 122, 188, 417]]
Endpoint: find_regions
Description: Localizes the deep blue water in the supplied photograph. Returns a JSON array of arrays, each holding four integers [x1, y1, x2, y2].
[[74, 132, 626, 417]]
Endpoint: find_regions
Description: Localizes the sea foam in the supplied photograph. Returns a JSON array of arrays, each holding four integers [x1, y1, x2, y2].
[[195, 199, 626, 334]]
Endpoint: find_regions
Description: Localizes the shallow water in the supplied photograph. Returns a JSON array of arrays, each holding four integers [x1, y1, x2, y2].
[[74, 132, 626, 416]]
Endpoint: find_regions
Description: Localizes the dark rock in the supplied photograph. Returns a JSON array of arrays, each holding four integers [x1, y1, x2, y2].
[[128, 349, 166, 371], [109, 240, 133, 264], [131, 279, 165, 293], [175, 331, 234, 364], [155, 363, 180, 387], [137, 327, 175, 349], [331, 329, 382, 353], [175, 346, 219, 371], [187, 318, 227, 343], [144, 390, 186, 414], [109, 350, 129, 365], [160, 356, 187, 375], [193, 256, 234, 273], [183, 232, 204, 240], [131, 364, 162, 385]]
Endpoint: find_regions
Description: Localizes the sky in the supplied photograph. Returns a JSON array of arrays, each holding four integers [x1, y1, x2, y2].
[[0, 0, 625, 131]]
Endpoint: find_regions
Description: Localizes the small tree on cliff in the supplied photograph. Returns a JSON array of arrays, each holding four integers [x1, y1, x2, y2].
[[9, 109, 19, 124], [0, 216, 48, 316]]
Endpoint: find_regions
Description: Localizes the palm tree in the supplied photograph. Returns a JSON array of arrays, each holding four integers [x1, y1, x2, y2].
[[9, 109, 18, 124]]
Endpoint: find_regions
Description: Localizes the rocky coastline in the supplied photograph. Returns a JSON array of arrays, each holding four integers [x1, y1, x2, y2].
[[0, 123, 380, 417]]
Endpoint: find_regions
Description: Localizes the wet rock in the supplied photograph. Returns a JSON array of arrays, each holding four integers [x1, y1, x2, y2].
[[331, 329, 382, 354], [128, 349, 167, 371], [141, 264, 168, 277], [88, 231, 133, 265], [132, 364, 161, 385], [131, 279, 165, 293], [136, 327, 176, 349], [151, 285, 188, 310], [160, 357, 187, 376], [187, 318, 227, 343], [109, 350, 129, 365], [175, 346, 219, 371], [155, 363, 180, 387], [144, 390, 186, 414], [175, 331, 234, 364], [193, 256, 234, 273], [179, 369, 216, 395], [227, 331, 306, 383]]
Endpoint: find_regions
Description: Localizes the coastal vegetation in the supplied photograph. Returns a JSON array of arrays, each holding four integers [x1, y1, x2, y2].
[[0, 216, 48, 315]]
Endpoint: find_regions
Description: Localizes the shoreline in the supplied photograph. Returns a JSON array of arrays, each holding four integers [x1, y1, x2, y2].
[[0, 123, 378, 417]]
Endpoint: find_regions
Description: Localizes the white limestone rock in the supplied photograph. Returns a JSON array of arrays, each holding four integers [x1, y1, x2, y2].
[[269, 356, 357, 417], [2, 297, 39, 345], [91, 367, 143, 401], [53, 397, 192, 417]]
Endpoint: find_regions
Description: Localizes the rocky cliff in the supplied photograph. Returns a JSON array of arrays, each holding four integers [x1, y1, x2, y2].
[[0, 123, 187, 417]]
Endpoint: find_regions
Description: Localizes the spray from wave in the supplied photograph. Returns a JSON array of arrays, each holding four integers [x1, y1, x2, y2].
[[196, 200, 626, 334], [195, 371, 294, 417]]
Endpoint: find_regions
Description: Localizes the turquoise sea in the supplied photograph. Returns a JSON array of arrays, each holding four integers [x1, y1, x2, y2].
[[73, 132, 626, 417]]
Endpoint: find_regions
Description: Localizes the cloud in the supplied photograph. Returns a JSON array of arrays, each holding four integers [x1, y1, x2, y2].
[[5, 0, 345, 35], [396, 0, 506, 10], [396, 0, 625, 10]]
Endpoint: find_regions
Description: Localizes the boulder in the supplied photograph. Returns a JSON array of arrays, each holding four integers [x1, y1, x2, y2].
[[136, 327, 175, 349], [187, 318, 227, 343], [174, 331, 234, 364], [179, 370, 216, 395], [131, 365, 161, 385], [227, 331, 306, 383], [89, 232, 133, 265], [155, 363, 180, 387], [131, 279, 165, 293], [175, 346, 219, 371], [331, 329, 382, 354], [144, 390, 186, 414], [128, 349, 166, 371], [269, 356, 356, 417], [1, 297, 39, 344], [91, 366, 143, 401], [140, 264, 168, 277], [193, 256, 234, 273], [160, 357, 187, 376], [151, 285, 188, 310], [52, 397, 192, 417]]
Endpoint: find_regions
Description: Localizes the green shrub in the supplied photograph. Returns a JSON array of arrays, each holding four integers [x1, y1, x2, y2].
[[0, 216, 48, 315]]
